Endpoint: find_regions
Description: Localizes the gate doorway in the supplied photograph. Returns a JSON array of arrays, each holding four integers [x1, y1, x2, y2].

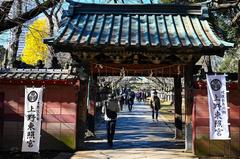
[[84, 74, 186, 151]]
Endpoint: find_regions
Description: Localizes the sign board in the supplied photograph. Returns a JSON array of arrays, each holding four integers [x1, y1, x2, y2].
[[206, 75, 230, 140], [22, 87, 43, 152]]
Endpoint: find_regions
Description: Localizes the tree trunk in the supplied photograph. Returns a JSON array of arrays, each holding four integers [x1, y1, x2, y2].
[[46, 17, 54, 67], [6, 0, 22, 68]]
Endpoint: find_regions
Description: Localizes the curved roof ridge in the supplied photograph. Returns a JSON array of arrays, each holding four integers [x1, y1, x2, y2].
[[66, 2, 207, 17], [66, 0, 160, 4]]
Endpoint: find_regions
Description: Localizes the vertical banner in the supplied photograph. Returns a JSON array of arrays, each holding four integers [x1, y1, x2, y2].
[[22, 87, 43, 152], [206, 75, 230, 140]]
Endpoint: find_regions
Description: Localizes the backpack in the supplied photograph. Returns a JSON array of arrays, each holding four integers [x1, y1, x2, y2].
[[153, 96, 161, 110], [106, 109, 117, 119]]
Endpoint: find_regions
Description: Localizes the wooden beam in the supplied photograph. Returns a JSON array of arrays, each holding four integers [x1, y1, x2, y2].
[[51, 43, 226, 57], [174, 76, 183, 139], [91, 64, 185, 77]]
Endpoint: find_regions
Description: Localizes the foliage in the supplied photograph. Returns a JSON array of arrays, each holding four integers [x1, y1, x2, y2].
[[160, 0, 176, 3], [216, 48, 240, 73], [21, 17, 49, 65], [210, 12, 240, 72], [160, 0, 240, 73]]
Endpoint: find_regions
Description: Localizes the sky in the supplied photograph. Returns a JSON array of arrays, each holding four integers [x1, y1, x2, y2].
[[0, 31, 9, 48]]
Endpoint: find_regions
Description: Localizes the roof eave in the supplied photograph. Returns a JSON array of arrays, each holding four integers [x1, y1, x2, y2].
[[47, 42, 230, 56]]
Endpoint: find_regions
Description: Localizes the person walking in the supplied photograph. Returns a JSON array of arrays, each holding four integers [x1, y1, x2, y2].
[[119, 95, 125, 111], [127, 91, 135, 112], [102, 94, 120, 146], [150, 91, 161, 121]]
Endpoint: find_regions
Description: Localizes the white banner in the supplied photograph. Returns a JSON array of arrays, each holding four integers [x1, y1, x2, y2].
[[22, 87, 43, 152], [206, 75, 230, 140]]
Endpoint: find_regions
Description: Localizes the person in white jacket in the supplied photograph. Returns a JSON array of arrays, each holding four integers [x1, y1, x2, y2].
[[102, 94, 120, 146]]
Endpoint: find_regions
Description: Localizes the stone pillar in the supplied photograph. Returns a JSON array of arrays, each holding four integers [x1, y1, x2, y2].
[[184, 65, 194, 152], [174, 76, 183, 139], [76, 79, 88, 149]]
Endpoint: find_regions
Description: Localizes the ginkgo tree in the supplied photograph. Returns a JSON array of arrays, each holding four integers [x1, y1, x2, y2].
[[21, 17, 49, 65]]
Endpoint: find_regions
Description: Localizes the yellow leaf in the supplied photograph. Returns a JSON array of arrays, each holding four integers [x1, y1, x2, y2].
[[21, 17, 49, 65]]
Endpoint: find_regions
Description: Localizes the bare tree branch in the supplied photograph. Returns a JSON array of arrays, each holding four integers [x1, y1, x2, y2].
[[0, 0, 14, 24], [35, 0, 51, 18], [35, 0, 55, 36], [211, 0, 240, 10], [54, 3, 62, 28], [232, 11, 240, 24], [0, 0, 61, 32]]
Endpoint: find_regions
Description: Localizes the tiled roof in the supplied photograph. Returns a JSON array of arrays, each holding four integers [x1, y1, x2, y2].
[[0, 68, 78, 80], [44, 2, 234, 53]]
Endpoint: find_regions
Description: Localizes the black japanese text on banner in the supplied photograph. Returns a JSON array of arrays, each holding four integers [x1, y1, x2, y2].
[[22, 87, 43, 152], [206, 75, 230, 140]]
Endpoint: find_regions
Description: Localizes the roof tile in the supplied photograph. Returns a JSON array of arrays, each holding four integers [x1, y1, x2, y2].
[[44, 2, 234, 53], [0, 69, 78, 81]]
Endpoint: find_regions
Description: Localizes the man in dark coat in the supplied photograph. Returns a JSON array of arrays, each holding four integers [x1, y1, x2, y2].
[[150, 91, 161, 121]]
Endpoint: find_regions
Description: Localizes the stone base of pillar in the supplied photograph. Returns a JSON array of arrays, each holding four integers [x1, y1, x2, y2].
[[185, 123, 193, 152], [175, 128, 183, 139]]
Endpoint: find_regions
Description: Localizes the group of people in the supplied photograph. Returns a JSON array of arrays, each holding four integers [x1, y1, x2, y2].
[[136, 91, 147, 102], [117, 90, 136, 112], [102, 90, 161, 147]]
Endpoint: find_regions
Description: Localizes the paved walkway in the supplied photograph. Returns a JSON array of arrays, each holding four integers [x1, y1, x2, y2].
[[55, 102, 198, 159]]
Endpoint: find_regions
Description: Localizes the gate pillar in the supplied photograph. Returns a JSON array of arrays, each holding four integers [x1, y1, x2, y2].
[[174, 76, 183, 139], [86, 76, 97, 136], [76, 79, 89, 149], [184, 65, 194, 152]]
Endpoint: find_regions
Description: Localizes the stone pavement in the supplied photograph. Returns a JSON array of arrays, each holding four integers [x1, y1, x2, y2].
[[54, 102, 198, 159]]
